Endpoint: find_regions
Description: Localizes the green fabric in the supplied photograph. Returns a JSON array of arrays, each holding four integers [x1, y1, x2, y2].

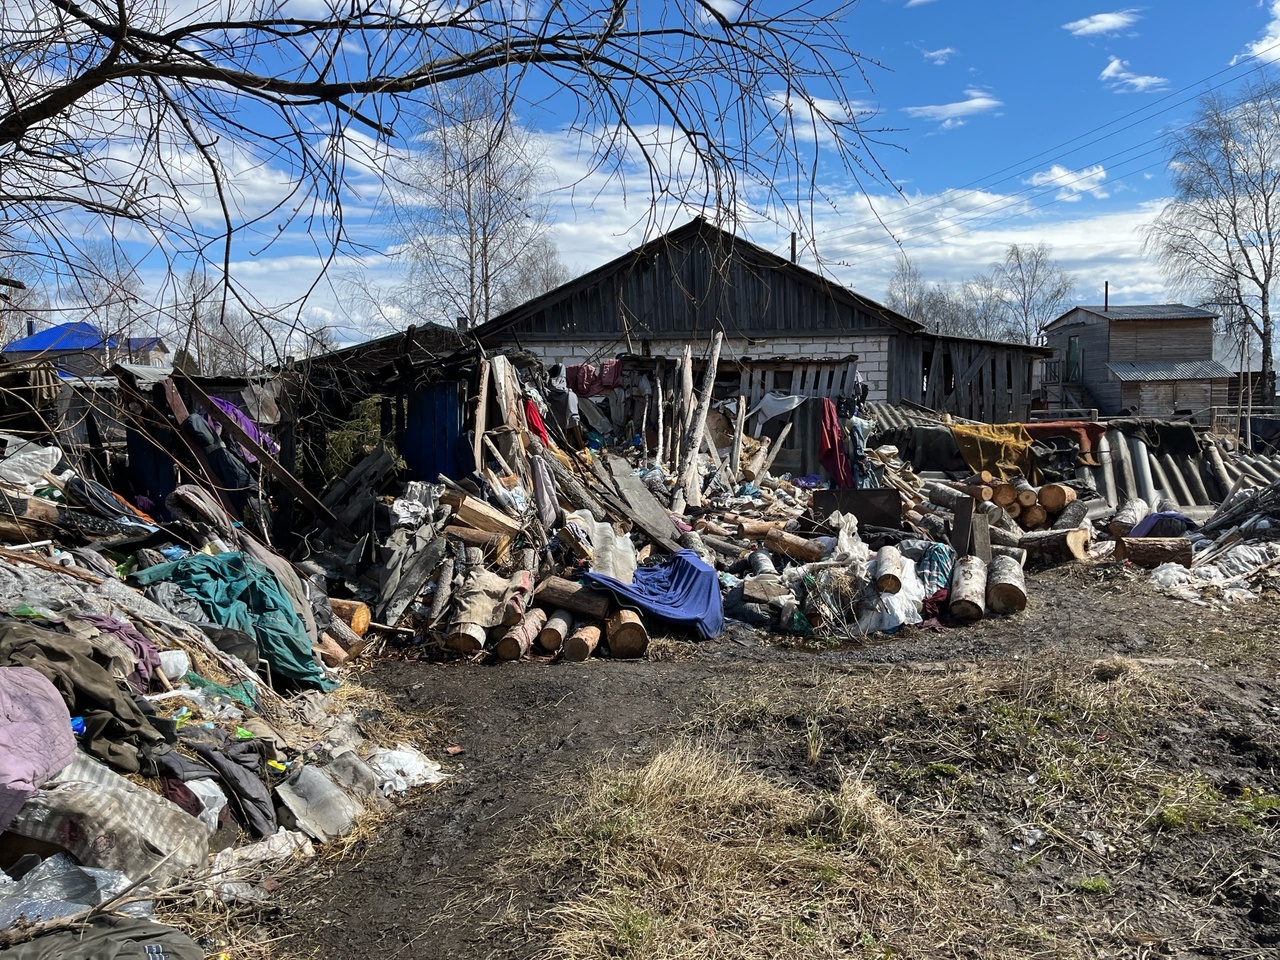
[[133, 551, 335, 691], [183, 670, 258, 708]]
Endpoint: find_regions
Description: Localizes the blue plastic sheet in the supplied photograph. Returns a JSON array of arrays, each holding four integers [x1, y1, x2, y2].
[[583, 550, 724, 640]]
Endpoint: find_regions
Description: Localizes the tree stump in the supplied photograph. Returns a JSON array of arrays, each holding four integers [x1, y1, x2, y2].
[[949, 556, 987, 620], [985, 554, 1027, 614], [765, 527, 824, 563]]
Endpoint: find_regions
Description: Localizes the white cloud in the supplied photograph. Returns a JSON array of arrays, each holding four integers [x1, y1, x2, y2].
[[903, 87, 1002, 124], [1099, 56, 1168, 92], [1234, 0, 1280, 65], [1025, 164, 1109, 202], [1062, 10, 1142, 37], [922, 46, 956, 65]]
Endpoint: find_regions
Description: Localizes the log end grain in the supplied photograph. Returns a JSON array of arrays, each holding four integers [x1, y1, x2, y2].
[[607, 609, 649, 659], [563, 623, 602, 662]]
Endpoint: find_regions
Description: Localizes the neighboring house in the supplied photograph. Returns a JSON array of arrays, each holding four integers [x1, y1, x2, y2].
[[469, 217, 1047, 421], [1042, 303, 1232, 417], [2, 321, 169, 376]]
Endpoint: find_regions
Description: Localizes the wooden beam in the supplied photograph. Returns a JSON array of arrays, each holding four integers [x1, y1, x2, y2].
[[472, 358, 491, 476]]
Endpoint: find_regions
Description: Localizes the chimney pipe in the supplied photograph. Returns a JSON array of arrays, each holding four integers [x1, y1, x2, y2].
[[1104, 281, 1109, 312], [26, 320, 34, 337], [790, 232, 797, 264]]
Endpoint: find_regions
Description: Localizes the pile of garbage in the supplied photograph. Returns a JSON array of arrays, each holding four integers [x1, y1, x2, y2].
[[0, 412, 445, 951]]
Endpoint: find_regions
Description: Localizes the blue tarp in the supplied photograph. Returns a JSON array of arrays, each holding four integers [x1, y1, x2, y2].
[[3, 321, 115, 353], [583, 550, 724, 640]]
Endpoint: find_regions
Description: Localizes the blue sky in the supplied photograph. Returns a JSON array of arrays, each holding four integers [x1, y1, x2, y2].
[[307, 1, 1280, 339], [25, 1, 1280, 344]]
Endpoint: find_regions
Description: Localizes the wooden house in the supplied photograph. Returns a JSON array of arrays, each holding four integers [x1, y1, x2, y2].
[[1042, 303, 1232, 417], [471, 217, 1047, 422]]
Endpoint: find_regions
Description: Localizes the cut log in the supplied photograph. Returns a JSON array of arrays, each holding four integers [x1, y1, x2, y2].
[[500, 548, 538, 626], [742, 437, 772, 482], [926, 482, 964, 511], [606, 609, 649, 659], [1019, 503, 1048, 530], [563, 623, 602, 662], [985, 554, 1027, 614], [444, 622, 488, 653], [701, 534, 751, 560], [327, 614, 364, 651], [949, 556, 987, 621], [765, 527, 825, 563], [991, 544, 1028, 566], [757, 421, 794, 479], [1021, 527, 1091, 564], [315, 632, 349, 667], [737, 518, 788, 538], [977, 500, 1022, 536], [677, 530, 717, 567], [1115, 536, 1193, 568], [1038, 483, 1077, 513], [1011, 476, 1039, 508], [539, 609, 575, 651], [1051, 498, 1091, 531], [1005, 500, 1022, 520], [874, 545, 905, 594], [1107, 497, 1150, 539], [944, 482, 993, 502], [963, 470, 994, 485], [534, 576, 612, 619], [990, 481, 1018, 508], [439, 489, 523, 537], [329, 598, 371, 637], [423, 556, 455, 627], [676, 332, 725, 508], [444, 524, 512, 560], [494, 607, 548, 661]]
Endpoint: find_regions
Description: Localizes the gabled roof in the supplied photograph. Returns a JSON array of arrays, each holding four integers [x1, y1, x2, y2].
[[1106, 359, 1233, 382], [1044, 303, 1217, 332], [4, 321, 115, 353], [128, 336, 168, 353], [468, 216, 924, 342]]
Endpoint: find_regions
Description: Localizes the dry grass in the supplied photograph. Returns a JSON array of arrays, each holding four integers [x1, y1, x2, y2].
[[644, 636, 694, 662], [511, 741, 1057, 960]]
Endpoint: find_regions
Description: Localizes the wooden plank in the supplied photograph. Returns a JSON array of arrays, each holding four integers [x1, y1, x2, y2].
[[472, 358, 491, 475], [174, 372, 353, 539], [439, 489, 522, 536], [606, 454, 682, 553], [970, 512, 992, 564], [950, 493, 974, 556]]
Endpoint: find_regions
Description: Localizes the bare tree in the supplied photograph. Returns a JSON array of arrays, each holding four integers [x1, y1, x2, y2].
[[993, 243, 1075, 344], [387, 76, 564, 328], [1, 1, 891, 330], [1145, 76, 1280, 398], [175, 272, 275, 376], [884, 252, 926, 321], [60, 240, 145, 352], [0, 251, 50, 345], [961, 271, 1011, 341]]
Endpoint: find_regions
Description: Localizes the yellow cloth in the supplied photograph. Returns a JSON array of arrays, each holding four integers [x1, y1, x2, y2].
[[949, 423, 1040, 483]]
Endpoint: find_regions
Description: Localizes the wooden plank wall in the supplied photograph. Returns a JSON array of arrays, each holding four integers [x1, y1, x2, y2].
[[922, 340, 1033, 423], [740, 359, 861, 410]]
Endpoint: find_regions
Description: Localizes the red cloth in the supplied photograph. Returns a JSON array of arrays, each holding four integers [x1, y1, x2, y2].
[[818, 398, 855, 488], [524, 400, 551, 445]]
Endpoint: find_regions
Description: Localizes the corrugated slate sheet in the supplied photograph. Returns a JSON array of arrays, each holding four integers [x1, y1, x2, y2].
[[1105, 360, 1234, 382]]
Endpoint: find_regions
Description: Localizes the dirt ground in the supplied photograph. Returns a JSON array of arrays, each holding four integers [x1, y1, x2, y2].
[[262, 562, 1280, 960]]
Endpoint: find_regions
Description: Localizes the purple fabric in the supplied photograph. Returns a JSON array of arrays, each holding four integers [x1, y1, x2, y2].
[[208, 396, 279, 462], [566, 359, 622, 398], [0, 665, 76, 832], [73, 614, 161, 694]]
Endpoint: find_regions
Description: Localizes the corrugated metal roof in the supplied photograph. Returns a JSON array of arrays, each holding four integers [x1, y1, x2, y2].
[[1105, 359, 1233, 382], [1079, 304, 1218, 321]]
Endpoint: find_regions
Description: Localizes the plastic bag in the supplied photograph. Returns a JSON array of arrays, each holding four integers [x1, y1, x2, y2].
[[365, 745, 448, 795], [857, 557, 926, 634]]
